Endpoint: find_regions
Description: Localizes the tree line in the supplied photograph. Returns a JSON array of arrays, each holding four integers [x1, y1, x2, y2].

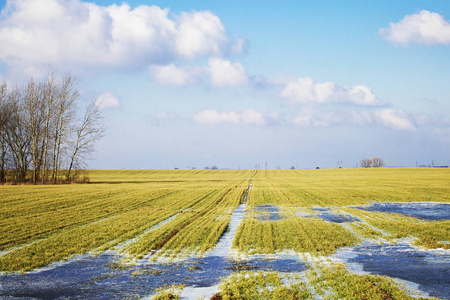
[[0, 71, 104, 184]]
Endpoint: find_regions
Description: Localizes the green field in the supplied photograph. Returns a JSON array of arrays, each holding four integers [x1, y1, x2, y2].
[[1, 168, 449, 299]]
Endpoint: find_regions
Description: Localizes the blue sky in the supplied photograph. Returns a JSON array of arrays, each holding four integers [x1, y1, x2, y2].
[[1, 0, 449, 169]]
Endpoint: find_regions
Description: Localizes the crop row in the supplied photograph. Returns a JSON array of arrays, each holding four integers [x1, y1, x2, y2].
[[233, 209, 358, 256], [308, 263, 433, 300], [343, 208, 450, 249], [217, 271, 312, 300]]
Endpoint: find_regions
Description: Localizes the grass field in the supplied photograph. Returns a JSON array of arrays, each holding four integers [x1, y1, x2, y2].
[[1, 168, 449, 299]]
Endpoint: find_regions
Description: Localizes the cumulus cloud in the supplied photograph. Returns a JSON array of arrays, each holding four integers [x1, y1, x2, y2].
[[0, 0, 241, 74], [193, 108, 265, 125], [94, 92, 120, 110], [150, 58, 248, 87], [241, 108, 265, 125], [280, 77, 384, 106], [175, 11, 228, 59], [291, 108, 341, 127], [150, 64, 204, 85], [208, 58, 248, 87], [289, 108, 418, 130], [379, 10, 450, 45], [374, 109, 416, 130]]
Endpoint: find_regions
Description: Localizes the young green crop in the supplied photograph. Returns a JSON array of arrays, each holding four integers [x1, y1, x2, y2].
[[217, 271, 312, 300], [343, 208, 450, 249], [233, 209, 359, 256]]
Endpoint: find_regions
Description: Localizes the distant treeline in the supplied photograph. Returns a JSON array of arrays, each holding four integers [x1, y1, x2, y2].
[[0, 71, 104, 184]]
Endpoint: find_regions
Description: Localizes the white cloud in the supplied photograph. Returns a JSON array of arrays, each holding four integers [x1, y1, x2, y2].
[[291, 108, 341, 127], [193, 108, 265, 125], [379, 10, 450, 45], [280, 77, 384, 106], [374, 109, 416, 130], [209, 58, 248, 87], [175, 11, 228, 59], [288, 108, 417, 130], [94, 92, 120, 110], [0, 0, 240, 74], [241, 108, 265, 125], [150, 64, 203, 86], [150, 59, 248, 87]]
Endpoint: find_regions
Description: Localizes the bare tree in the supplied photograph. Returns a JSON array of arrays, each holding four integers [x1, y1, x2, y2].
[[371, 157, 385, 168], [360, 158, 372, 168], [23, 78, 47, 184], [4, 88, 31, 182], [51, 74, 78, 183], [39, 71, 58, 184], [0, 81, 10, 183], [67, 101, 104, 181]]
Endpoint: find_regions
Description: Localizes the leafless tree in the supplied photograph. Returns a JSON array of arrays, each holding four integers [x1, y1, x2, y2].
[[0, 81, 11, 183], [51, 74, 79, 183], [67, 101, 105, 181], [4, 88, 31, 182], [371, 157, 385, 168], [360, 158, 372, 168], [39, 71, 58, 184], [23, 78, 46, 184]]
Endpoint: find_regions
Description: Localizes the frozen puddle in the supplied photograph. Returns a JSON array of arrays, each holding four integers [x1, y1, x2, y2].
[[251, 204, 284, 221], [355, 202, 450, 220], [332, 242, 450, 299], [296, 207, 360, 223], [310, 207, 360, 223], [0, 254, 308, 299]]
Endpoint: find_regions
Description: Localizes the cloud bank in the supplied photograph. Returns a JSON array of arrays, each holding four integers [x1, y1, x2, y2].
[[379, 10, 450, 45], [280, 77, 384, 106], [0, 0, 242, 74], [374, 109, 416, 130], [192, 107, 417, 131]]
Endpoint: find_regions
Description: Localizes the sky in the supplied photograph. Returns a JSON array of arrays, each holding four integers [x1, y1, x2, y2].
[[0, 0, 449, 169]]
